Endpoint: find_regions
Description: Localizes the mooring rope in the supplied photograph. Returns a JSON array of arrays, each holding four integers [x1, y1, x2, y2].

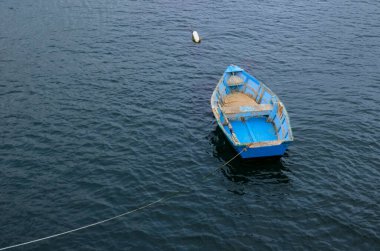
[[0, 148, 247, 251]]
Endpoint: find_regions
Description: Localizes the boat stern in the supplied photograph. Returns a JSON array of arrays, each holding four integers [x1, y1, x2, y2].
[[236, 142, 291, 159]]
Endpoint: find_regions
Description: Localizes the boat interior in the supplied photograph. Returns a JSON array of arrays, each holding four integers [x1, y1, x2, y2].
[[213, 68, 292, 146]]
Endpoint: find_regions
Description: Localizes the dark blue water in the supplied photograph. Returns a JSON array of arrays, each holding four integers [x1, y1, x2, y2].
[[1, 0, 379, 250]]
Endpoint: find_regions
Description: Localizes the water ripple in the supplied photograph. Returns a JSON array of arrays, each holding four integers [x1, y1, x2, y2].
[[0, 0, 380, 250]]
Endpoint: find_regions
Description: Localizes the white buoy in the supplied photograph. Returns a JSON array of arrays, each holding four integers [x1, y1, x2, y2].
[[192, 31, 201, 43]]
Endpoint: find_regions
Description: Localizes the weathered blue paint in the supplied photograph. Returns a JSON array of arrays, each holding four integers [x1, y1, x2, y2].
[[236, 143, 290, 159], [225, 65, 244, 73], [211, 65, 294, 159]]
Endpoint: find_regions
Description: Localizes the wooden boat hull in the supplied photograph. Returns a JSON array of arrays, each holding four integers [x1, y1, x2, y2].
[[211, 65, 293, 159]]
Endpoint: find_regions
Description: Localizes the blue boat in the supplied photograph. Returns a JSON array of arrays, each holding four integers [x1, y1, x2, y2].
[[211, 65, 294, 159]]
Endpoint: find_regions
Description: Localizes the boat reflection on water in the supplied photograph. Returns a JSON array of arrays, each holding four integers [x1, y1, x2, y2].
[[208, 126, 290, 188]]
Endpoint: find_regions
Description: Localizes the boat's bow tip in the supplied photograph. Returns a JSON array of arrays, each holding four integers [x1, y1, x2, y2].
[[225, 65, 244, 73]]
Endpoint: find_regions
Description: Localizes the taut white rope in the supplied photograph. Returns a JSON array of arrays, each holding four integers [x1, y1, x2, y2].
[[0, 148, 246, 250], [0, 195, 173, 251]]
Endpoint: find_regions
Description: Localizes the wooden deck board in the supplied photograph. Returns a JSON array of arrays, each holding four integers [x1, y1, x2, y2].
[[221, 92, 272, 114]]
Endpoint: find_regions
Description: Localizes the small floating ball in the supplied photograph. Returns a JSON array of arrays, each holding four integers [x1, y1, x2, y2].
[[192, 31, 201, 43]]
